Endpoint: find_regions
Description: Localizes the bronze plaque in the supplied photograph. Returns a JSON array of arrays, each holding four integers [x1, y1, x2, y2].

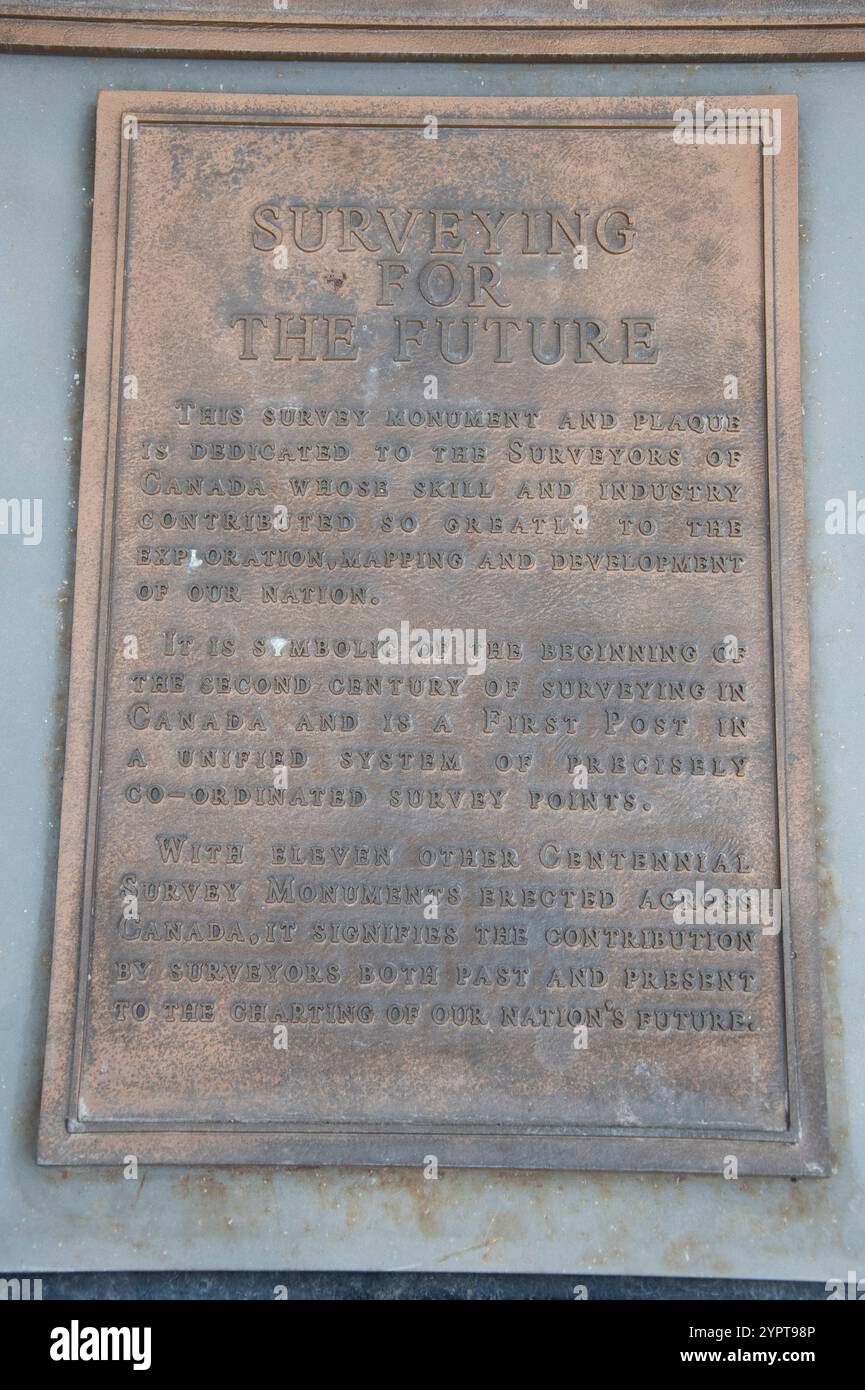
[[2, 3, 865, 62], [39, 92, 827, 1173]]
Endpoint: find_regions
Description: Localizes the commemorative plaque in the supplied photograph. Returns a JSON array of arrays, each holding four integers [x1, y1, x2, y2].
[[39, 92, 827, 1173]]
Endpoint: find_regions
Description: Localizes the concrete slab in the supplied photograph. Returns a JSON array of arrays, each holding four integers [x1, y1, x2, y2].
[[0, 53, 862, 1279]]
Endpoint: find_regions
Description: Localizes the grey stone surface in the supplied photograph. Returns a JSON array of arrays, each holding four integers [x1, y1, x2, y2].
[[0, 53, 862, 1278]]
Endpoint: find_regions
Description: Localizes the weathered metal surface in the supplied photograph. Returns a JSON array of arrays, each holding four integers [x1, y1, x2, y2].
[[38, 91, 826, 1173], [2, 4, 865, 62]]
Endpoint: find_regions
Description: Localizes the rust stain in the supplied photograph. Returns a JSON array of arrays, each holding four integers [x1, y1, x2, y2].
[[174, 1174, 228, 1203]]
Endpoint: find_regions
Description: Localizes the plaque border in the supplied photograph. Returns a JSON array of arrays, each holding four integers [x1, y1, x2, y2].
[[38, 91, 829, 1174], [2, 5, 865, 62]]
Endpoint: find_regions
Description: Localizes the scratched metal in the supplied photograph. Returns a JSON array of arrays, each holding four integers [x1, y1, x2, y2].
[[35, 91, 826, 1174], [2, 4, 865, 62]]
